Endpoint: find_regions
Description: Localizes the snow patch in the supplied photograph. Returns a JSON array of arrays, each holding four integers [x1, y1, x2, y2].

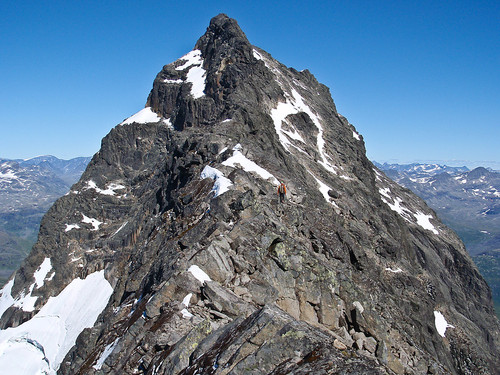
[[163, 117, 173, 129], [414, 212, 439, 235], [379, 187, 439, 234], [309, 173, 338, 208], [93, 338, 120, 370], [0, 170, 17, 181], [33, 258, 52, 289], [188, 265, 211, 284], [252, 49, 263, 60], [218, 146, 228, 155], [200, 166, 233, 197], [270, 96, 307, 152], [222, 145, 279, 185], [434, 311, 454, 337], [164, 78, 183, 84], [352, 131, 360, 140], [65, 224, 80, 232], [182, 293, 192, 307], [175, 49, 206, 99], [385, 267, 403, 273], [271, 88, 337, 174], [186, 65, 206, 99], [81, 214, 102, 231], [0, 279, 15, 319], [0, 270, 113, 374], [84, 180, 125, 196], [120, 107, 162, 125], [112, 221, 128, 237]]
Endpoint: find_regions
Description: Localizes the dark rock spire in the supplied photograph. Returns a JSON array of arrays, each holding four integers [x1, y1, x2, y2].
[[195, 13, 253, 60]]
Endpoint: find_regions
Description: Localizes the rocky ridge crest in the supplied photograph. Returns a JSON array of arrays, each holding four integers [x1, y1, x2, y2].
[[0, 14, 498, 375]]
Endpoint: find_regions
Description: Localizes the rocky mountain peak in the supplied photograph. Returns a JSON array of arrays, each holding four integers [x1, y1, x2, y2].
[[1, 15, 499, 375], [468, 166, 490, 179], [195, 13, 252, 61]]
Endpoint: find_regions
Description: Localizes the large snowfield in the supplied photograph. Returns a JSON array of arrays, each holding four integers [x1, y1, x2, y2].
[[0, 270, 113, 374]]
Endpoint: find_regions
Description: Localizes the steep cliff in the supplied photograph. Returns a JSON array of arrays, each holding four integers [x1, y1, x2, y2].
[[0, 14, 498, 375]]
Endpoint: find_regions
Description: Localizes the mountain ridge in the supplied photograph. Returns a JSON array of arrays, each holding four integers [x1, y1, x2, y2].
[[0, 14, 498, 374]]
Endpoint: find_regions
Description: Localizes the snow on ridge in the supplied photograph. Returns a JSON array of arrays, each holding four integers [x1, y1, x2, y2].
[[218, 146, 229, 155], [0, 170, 17, 181], [84, 180, 125, 196], [120, 107, 162, 126], [93, 338, 120, 370], [270, 87, 337, 175], [162, 117, 173, 129], [200, 166, 232, 197], [0, 279, 15, 319], [0, 270, 113, 374], [222, 144, 279, 185], [434, 311, 454, 337], [182, 293, 193, 307], [415, 212, 439, 235], [33, 258, 52, 289], [81, 214, 103, 231], [352, 131, 360, 140], [175, 50, 203, 70], [186, 65, 206, 99], [164, 78, 183, 84], [112, 221, 128, 237], [12, 259, 53, 312], [385, 267, 403, 273], [180, 293, 194, 319], [288, 89, 336, 174], [252, 49, 263, 61], [175, 49, 206, 99], [378, 186, 439, 235], [270, 99, 302, 150], [188, 265, 211, 284], [309, 172, 339, 209], [252, 48, 274, 70], [65, 224, 80, 232], [12, 289, 38, 312]]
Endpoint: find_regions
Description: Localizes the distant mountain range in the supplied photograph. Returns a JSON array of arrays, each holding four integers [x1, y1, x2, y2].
[[375, 162, 500, 256], [375, 162, 500, 314], [0, 155, 91, 283]]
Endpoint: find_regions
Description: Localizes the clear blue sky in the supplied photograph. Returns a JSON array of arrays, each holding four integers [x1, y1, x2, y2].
[[1, 1, 499, 168]]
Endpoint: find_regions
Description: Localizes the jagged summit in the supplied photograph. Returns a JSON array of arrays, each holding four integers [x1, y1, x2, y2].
[[0, 15, 499, 374], [195, 13, 252, 58]]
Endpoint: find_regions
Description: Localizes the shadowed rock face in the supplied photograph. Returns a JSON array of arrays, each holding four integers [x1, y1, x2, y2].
[[1, 14, 499, 375]]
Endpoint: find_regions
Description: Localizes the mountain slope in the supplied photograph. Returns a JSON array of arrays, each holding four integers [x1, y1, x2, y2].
[[376, 162, 500, 320], [0, 15, 498, 374]]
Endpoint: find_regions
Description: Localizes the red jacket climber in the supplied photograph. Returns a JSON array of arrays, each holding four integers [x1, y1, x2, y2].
[[278, 182, 287, 203]]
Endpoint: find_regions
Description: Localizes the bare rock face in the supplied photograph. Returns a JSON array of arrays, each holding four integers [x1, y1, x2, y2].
[[0, 14, 499, 375]]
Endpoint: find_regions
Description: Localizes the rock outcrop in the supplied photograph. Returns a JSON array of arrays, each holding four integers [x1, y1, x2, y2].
[[0, 14, 498, 374]]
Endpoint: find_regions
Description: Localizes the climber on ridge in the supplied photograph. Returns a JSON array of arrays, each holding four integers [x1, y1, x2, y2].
[[278, 182, 287, 203]]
